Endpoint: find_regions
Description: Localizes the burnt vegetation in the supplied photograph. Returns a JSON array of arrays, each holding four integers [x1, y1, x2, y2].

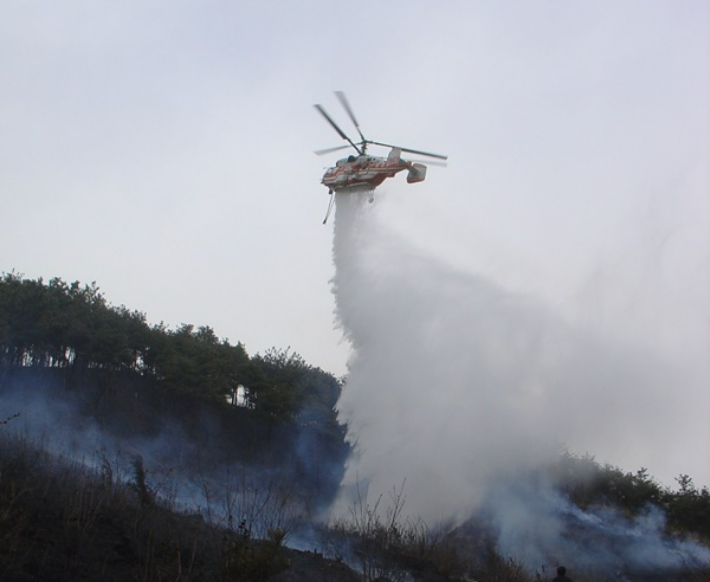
[[0, 272, 349, 581], [1, 271, 709, 581]]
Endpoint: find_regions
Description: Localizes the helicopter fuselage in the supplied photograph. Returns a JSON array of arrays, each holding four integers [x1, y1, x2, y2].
[[321, 149, 426, 193]]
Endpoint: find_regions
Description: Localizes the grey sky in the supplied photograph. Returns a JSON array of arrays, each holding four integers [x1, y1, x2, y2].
[[1, 1, 708, 486]]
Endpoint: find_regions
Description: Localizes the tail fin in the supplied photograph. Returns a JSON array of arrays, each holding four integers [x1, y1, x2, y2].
[[387, 147, 402, 162], [407, 163, 427, 184]]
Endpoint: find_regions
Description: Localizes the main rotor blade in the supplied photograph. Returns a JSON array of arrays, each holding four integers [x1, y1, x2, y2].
[[369, 140, 448, 160], [335, 91, 366, 142], [314, 104, 362, 154], [314, 144, 352, 156]]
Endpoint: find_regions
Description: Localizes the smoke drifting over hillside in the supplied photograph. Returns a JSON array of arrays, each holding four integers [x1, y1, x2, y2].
[[0, 375, 336, 539], [330, 191, 710, 569]]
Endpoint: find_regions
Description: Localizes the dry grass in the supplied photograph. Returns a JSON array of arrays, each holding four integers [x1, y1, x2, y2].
[[0, 431, 297, 581]]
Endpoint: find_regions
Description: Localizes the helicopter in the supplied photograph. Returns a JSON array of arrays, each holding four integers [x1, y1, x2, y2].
[[314, 91, 447, 223]]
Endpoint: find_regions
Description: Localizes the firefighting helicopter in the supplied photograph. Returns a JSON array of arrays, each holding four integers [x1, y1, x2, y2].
[[315, 91, 447, 223]]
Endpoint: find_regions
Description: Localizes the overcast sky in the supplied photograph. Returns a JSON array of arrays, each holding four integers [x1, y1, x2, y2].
[[1, 2, 708, 485]]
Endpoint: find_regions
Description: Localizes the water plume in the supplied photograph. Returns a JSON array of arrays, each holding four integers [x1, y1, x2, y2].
[[329, 191, 710, 570]]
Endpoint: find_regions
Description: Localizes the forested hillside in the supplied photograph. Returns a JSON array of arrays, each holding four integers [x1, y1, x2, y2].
[[1, 271, 709, 581], [0, 271, 357, 580], [0, 270, 350, 519], [0, 271, 343, 427]]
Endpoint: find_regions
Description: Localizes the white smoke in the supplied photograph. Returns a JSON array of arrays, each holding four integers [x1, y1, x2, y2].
[[329, 191, 710, 568], [0, 380, 307, 538], [484, 478, 710, 573]]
